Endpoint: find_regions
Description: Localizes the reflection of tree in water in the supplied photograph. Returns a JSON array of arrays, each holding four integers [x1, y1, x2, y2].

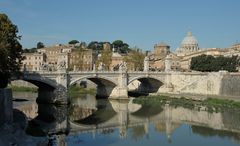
[[192, 125, 240, 144], [222, 109, 240, 131], [130, 125, 146, 141]]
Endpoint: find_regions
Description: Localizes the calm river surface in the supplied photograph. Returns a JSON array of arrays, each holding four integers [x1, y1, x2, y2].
[[13, 92, 240, 146]]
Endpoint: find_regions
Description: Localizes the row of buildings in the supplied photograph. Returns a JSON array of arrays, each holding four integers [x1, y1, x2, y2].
[[149, 32, 240, 71], [21, 32, 240, 72], [22, 43, 124, 71]]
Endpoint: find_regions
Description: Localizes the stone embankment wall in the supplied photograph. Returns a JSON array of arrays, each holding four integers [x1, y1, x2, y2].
[[159, 72, 240, 99], [220, 74, 240, 97]]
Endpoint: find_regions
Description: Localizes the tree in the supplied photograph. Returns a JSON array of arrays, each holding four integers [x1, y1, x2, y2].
[[23, 47, 37, 53], [37, 41, 45, 49], [97, 49, 112, 70], [123, 48, 145, 71], [112, 40, 130, 53], [88, 41, 104, 51], [79, 41, 87, 49], [0, 13, 23, 88], [68, 40, 79, 45], [190, 54, 239, 72]]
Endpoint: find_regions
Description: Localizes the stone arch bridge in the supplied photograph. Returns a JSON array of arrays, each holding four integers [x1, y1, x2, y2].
[[20, 70, 237, 104]]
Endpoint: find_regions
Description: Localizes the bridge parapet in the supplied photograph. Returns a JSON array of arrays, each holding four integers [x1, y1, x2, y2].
[[21, 70, 240, 102]]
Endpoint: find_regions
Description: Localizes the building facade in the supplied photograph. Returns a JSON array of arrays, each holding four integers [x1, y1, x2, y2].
[[69, 48, 96, 71], [22, 52, 46, 71]]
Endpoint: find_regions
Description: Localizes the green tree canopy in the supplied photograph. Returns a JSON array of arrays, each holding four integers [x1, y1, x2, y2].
[[88, 41, 100, 50], [0, 13, 23, 87], [37, 41, 45, 49], [87, 41, 109, 51], [190, 54, 239, 72], [112, 40, 130, 54], [68, 40, 79, 45]]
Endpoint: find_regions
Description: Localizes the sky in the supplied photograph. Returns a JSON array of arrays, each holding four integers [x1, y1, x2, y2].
[[1, 0, 240, 51]]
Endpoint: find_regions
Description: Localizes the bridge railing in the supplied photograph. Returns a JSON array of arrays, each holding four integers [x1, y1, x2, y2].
[[22, 70, 240, 76]]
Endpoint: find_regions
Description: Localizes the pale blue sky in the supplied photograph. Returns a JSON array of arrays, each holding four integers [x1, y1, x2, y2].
[[1, 0, 240, 51]]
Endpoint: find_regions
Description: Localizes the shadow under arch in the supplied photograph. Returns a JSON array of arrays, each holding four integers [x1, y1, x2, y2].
[[12, 75, 60, 103], [70, 75, 118, 98], [128, 76, 164, 96]]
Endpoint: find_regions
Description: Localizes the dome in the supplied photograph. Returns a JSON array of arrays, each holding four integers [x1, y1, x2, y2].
[[176, 31, 200, 56], [181, 32, 198, 46]]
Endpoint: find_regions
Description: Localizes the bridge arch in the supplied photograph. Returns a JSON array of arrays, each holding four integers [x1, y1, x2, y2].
[[21, 77, 58, 90], [70, 75, 117, 86], [70, 75, 118, 98], [13, 76, 64, 104], [128, 76, 164, 94]]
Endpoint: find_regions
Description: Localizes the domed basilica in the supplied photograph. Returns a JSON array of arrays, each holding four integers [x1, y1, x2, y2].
[[176, 32, 200, 56], [149, 31, 240, 71]]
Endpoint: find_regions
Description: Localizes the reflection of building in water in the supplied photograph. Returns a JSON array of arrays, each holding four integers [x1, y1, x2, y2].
[[69, 108, 96, 121], [154, 104, 181, 142], [70, 95, 97, 121], [14, 102, 38, 119], [69, 98, 240, 143]]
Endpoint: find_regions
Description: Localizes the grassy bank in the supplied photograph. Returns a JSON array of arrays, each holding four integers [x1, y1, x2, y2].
[[68, 86, 96, 98], [8, 85, 37, 92], [133, 95, 240, 112]]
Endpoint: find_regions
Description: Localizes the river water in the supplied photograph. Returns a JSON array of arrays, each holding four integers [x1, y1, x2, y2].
[[12, 92, 240, 146]]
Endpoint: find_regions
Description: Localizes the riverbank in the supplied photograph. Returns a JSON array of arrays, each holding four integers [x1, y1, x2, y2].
[[133, 95, 240, 112], [69, 86, 96, 98], [8, 85, 37, 93]]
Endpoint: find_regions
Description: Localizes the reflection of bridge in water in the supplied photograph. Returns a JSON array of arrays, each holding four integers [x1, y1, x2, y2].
[[69, 98, 240, 139], [16, 96, 240, 142]]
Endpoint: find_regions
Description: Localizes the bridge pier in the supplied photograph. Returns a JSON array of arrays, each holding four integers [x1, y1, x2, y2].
[[157, 73, 173, 94], [109, 86, 128, 99], [37, 86, 68, 104], [109, 70, 128, 100], [36, 70, 69, 104]]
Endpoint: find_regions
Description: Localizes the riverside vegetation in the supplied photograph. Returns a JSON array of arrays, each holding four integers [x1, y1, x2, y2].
[[8, 85, 37, 92], [68, 86, 96, 98], [133, 95, 240, 113]]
